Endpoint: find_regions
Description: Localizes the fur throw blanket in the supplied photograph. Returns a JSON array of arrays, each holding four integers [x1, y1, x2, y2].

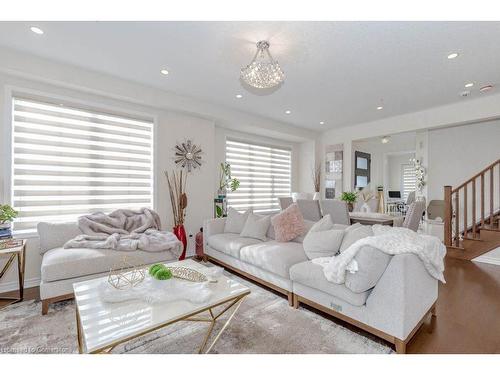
[[64, 208, 181, 255], [313, 225, 446, 284]]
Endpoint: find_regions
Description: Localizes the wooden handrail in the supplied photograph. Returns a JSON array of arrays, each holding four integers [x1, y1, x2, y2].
[[452, 159, 500, 193], [444, 158, 500, 249]]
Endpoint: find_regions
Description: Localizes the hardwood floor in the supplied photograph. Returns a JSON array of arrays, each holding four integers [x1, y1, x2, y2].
[[1, 257, 499, 353]]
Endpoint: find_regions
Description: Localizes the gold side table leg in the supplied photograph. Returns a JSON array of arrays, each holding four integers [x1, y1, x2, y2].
[[0, 251, 24, 307]]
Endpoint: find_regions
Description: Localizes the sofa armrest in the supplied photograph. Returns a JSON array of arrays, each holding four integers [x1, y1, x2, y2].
[[365, 253, 438, 340], [203, 218, 226, 244], [37, 222, 83, 255]]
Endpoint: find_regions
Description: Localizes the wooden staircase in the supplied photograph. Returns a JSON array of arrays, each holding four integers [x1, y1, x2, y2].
[[444, 159, 500, 260]]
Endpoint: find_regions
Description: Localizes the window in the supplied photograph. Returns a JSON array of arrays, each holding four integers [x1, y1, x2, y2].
[[401, 164, 417, 200], [11, 97, 154, 234], [225, 139, 292, 213], [354, 151, 371, 190]]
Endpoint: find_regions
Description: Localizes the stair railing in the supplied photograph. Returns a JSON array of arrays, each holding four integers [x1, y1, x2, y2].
[[444, 159, 500, 248]]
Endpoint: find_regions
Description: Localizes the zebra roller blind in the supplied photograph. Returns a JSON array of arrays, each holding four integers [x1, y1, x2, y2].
[[401, 163, 417, 201], [225, 138, 292, 213], [11, 97, 154, 234]]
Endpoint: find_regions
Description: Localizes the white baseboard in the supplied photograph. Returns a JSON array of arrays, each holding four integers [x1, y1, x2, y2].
[[473, 256, 500, 266], [0, 277, 40, 294]]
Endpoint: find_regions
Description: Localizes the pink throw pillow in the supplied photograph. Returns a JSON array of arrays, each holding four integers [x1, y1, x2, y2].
[[271, 203, 306, 242]]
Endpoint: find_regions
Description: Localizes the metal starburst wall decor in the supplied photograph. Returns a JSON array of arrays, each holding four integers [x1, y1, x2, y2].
[[174, 140, 202, 172]]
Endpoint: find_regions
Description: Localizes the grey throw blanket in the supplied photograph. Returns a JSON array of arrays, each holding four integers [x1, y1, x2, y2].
[[64, 208, 182, 255]]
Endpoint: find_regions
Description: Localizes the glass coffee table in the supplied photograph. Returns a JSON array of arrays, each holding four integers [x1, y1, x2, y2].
[[73, 259, 250, 354]]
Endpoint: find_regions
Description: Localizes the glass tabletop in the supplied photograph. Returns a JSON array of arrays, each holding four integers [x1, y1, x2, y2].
[[73, 259, 250, 353]]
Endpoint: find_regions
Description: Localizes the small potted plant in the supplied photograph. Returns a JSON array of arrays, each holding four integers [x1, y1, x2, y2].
[[340, 192, 357, 212], [218, 162, 240, 198], [0, 204, 18, 231]]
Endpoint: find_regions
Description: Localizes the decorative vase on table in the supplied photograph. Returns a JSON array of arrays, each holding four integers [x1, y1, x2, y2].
[[173, 224, 187, 261]]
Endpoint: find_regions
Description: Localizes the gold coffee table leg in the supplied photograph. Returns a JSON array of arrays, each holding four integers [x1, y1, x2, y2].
[[197, 295, 246, 354]]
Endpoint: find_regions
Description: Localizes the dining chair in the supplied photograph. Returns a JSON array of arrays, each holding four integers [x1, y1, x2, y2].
[[320, 200, 350, 225], [402, 201, 426, 232]]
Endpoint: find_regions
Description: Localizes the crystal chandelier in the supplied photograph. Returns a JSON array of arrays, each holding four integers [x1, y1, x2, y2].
[[240, 41, 285, 89]]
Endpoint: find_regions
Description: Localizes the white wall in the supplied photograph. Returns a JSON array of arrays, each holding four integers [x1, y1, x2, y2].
[[351, 133, 416, 191], [318, 90, 500, 194], [427, 120, 500, 202], [0, 49, 312, 293], [298, 140, 316, 193], [387, 153, 415, 191]]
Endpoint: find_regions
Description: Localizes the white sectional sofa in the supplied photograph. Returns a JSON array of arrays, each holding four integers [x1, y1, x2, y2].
[[37, 222, 180, 315], [204, 217, 438, 354]]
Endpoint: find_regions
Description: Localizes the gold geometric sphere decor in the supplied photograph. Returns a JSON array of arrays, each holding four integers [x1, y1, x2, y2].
[[108, 255, 146, 290]]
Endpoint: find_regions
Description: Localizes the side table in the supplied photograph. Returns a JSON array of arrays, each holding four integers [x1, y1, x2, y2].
[[0, 239, 27, 308]]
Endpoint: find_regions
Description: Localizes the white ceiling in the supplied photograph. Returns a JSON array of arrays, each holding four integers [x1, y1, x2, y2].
[[0, 21, 499, 130]]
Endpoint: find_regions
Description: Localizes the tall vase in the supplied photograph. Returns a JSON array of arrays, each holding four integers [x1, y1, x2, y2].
[[173, 224, 187, 260]]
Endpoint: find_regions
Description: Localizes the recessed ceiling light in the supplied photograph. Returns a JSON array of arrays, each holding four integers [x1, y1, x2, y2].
[[464, 82, 474, 88], [30, 26, 44, 35], [160, 69, 169, 75], [447, 52, 459, 59], [285, 110, 291, 114], [381, 136, 390, 144], [319, 121, 325, 125], [479, 85, 494, 93], [235, 94, 243, 99], [377, 106, 383, 110]]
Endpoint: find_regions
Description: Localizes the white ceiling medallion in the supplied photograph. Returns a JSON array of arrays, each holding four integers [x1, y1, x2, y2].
[[240, 41, 285, 89]]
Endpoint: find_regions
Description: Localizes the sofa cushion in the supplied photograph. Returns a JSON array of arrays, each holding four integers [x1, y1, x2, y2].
[[41, 247, 176, 282], [292, 219, 315, 243], [303, 215, 344, 259], [37, 222, 83, 254], [339, 224, 374, 253], [345, 245, 392, 293], [224, 208, 251, 234], [266, 215, 276, 240], [290, 261, 370, 306], [240, 213, 271, 241], [207, 233, 262, 258], [240, 241, 308, 278], [271, 203, 306, 242]]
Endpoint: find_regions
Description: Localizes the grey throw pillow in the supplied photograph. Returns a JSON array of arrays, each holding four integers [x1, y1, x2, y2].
[[266, 214, 276, 239], [240, 213, 270, 241], [339, 224, 373, 252], [303, 215, 345, 259], [224, 207, 252, 234], [344, 245, 392, 293]]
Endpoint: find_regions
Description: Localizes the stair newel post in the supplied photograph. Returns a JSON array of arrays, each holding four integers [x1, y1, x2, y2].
[[472, 180, 476, 238], [480, 173, 485, 227], [463, 184, 468, 240], [454, 191, 460, 247], [490, 168, 494, 226], [444, 185, 452, 247]]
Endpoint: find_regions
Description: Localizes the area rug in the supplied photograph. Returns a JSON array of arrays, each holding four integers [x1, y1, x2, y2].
[[0, 274, 393, 354]]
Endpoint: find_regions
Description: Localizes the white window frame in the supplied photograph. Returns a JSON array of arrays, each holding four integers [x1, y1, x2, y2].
[[224, 136, 293, 214], [3, 85, 158, 237]]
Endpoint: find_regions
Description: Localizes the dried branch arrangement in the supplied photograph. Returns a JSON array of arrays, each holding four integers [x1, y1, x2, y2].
[[312, 162, 321, 193], [165, 170, 188, 226]]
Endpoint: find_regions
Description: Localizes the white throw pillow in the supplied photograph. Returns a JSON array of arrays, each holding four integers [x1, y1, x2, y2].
[[224, 208, 252, 234], [240, 213, 271, 241], [303, 215, 345, 259]]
